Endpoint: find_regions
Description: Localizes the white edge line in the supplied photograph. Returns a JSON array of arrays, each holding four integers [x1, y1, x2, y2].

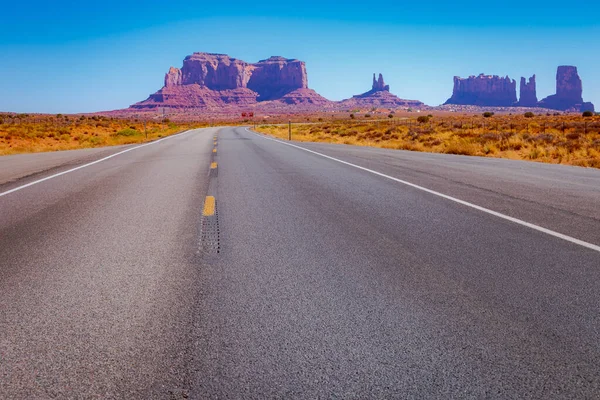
[[0, 129, 196, 198], [245, 127, 600, 253]]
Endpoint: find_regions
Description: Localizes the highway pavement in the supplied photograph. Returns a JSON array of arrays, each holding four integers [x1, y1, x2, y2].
[[1, 126, 599, 398]]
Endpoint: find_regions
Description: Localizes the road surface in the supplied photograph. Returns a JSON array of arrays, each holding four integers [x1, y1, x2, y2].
[[1, 126, 599, 398]]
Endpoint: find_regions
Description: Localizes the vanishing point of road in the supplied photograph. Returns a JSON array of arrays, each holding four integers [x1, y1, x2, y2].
[[1, 127, 599, 398]]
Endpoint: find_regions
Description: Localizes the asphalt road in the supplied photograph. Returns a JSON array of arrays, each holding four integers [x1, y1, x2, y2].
[[1, 126, 599, 398]]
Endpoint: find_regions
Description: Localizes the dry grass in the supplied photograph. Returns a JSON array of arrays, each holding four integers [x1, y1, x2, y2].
[[0, 114, 205, 155], [255, 114, 600, 168]]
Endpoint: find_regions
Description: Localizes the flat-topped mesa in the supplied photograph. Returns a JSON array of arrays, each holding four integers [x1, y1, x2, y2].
[[131, 52, 320, 109], [372, 73, 390, 92], [538, 66, 595, 112], [518, 75, 537, 107], [444, 74, 517, 107], [179, 53, 250, 90]]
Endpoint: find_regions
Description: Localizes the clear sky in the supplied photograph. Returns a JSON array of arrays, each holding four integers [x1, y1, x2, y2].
[[1, 1, 598, 113]]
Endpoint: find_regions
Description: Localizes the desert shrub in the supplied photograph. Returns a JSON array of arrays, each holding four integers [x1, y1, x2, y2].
[[528, 148, 541, 159], [480, 133, 501, 141], [483, 112, 494, 118], [524, 112, 535, 118], [115, 128, 139, 137], [350, 114, 355, 119], [583, 111, 594, 117], [388, 114, 393, 118], [364, 114, 371, 118], [444, 141, 478, 155], [530, 134, 554, 143], [417, 116, 430, 124], [88, 136, 104, 145]]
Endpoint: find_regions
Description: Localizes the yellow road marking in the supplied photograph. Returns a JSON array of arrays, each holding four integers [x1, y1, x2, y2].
[[213, 148, 217, 153], [210, 162, 217, 169], [203, 196, 215, 216]]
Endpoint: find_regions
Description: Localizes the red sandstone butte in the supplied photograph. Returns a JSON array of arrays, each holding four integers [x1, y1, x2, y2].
[[538, 66, 595, 112], [131, 53, 330, 110], [445, 74, 517, 107], [517, 75, 537, 107]]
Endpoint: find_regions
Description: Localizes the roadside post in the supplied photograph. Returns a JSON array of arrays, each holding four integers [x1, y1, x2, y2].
[[289, 121, 292, 140]]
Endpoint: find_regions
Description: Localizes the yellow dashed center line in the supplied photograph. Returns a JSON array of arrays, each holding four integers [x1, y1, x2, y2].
[[203, 196, 216, 216], [213, 148, 217, 153], [210, 162, 217, 169]]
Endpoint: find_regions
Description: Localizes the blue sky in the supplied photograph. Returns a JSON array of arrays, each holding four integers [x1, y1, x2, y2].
[[1, 1, 598, 113]]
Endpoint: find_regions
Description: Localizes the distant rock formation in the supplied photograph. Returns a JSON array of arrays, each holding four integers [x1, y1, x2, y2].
[[248, 56, 309, 101], [340, 73, 424, 108], [445, 74, 517, 107], [132, 52, 329, 109], [538, 66, 595, 112], [518, 75, 537, 107], [372, 73, 390, 92]]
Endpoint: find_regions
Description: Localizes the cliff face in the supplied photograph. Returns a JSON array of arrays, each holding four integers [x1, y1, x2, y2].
[[164, 67, 182, 87], [538, 66, 595, 112], [133, 53, 315, 109], [445, 74, 517, 107], [247, 56, 308, 100], [518, 75, 537, 107]]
